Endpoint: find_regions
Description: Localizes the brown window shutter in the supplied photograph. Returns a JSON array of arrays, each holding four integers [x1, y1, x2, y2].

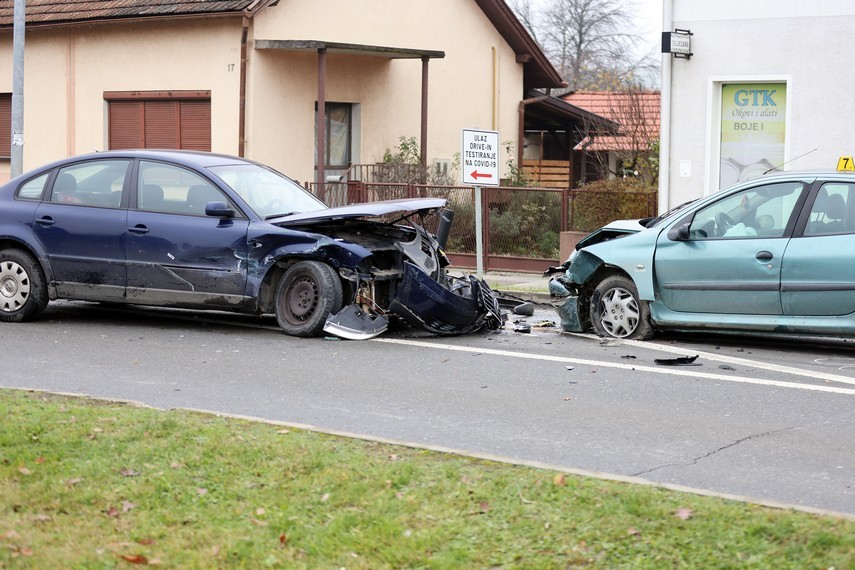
[[0, 94, 12, 157], [144, 101, 180, 149], [180, 100, 211, 151], [108, 101, 144, 150]]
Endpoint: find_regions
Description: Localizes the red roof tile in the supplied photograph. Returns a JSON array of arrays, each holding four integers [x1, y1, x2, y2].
[[563, 91, 660, 152], [0, 0, 263, 27]]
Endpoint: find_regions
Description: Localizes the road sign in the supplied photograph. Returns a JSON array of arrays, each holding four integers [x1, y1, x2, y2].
[[462, 128, 499, 186]]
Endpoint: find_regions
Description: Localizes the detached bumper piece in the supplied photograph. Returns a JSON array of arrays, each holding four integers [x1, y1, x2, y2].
[[389, 262, 502, 335], [323, 304, 389, 340]]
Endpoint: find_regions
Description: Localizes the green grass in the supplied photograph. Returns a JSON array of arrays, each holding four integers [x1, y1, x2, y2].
[[2, 389, 854, 569]]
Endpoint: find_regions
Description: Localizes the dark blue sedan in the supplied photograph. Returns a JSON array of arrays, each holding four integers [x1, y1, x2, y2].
[[0, 150, 500, 339]]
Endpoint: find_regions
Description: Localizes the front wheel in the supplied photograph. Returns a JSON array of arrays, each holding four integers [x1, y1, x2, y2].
[[274, 261, 343, 337], [589, 274, 653, 339], [0, 249, 48, 323]]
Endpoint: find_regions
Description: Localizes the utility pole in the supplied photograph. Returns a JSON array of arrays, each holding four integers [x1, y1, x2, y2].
[[11, 0, 25, 178]]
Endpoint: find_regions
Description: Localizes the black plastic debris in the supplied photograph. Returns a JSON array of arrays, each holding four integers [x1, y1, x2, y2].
[[718, 364, 736, 371], [654, 355, 700, 366], [512, 302, 535, 316], [621, 355, 637, 360]]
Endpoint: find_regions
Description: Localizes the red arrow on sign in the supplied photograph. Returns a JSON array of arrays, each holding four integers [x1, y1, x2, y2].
[[470, 170, 493, 180]]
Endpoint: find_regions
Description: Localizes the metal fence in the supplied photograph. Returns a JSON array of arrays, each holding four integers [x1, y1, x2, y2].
[[308, 181, 657, 272]]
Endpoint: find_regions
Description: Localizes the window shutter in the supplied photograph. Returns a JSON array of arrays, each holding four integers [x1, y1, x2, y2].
[[107, 93, 210, 151], [144, 101, 180, 149], [108, 101, 144, 150], [180, 100, 211, 151], [0, 94, 13, 157]]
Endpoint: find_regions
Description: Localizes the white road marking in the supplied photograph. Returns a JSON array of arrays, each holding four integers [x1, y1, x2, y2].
[[569, 332, 855, 386], [374, 337, 855, 395]]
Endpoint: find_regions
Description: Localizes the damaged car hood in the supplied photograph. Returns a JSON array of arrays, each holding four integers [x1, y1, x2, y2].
[[270, 198, 447, 225]]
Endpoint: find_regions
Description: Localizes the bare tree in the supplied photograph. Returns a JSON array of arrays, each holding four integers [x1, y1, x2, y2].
[[511, 0, 658, 91]]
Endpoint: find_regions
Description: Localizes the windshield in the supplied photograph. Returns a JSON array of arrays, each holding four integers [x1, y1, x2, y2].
[[643, 199, 697, 228], [209, 164, 327, 219]]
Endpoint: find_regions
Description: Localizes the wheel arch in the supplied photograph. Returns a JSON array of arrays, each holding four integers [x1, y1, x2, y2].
[[0, 238, 56, 298]]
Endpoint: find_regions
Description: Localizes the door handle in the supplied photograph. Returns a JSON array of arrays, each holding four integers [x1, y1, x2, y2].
[[36, 217, 55, 226], [755, 250, 773, 261], [129, 225, 150, 235]]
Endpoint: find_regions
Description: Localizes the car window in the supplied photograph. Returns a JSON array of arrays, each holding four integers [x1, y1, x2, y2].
[[209, 164, 326, 218], [688, 181, 803, 239], [49, 160, 129, 207], [15, 173, 49, 201], [804, 183, 854, 236], [137, 161, 231, 216]]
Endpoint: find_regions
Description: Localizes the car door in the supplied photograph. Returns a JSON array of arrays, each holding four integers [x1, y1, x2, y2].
[[653, 181, 806, 315], [125, 160, 250, 308], [32, 159, 131, 301], [781, 181, 855, 316]]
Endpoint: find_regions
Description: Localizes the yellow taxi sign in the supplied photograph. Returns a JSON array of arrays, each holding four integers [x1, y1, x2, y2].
[[837, 156, 855, 172]]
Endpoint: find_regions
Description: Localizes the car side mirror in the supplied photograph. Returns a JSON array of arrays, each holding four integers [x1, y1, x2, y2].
[[667, 222, 691, 241], [205, 201, 235, 218]]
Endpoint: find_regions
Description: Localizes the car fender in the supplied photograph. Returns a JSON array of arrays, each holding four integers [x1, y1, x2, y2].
[[577, 226, 661, 300], [0, 228, 57, 295]]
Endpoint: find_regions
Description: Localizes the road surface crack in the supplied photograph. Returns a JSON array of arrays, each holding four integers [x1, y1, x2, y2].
[[632, 426, 797, 477]]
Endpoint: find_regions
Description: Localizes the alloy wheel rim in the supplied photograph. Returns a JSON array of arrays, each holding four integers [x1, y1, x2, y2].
[[599, 286, 639, 338]]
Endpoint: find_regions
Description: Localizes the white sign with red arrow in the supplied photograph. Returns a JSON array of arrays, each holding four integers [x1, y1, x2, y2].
[[461, 128, 500, 186]]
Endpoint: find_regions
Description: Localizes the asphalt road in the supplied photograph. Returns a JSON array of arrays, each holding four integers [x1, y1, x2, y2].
[[5, 300, 855, 517]]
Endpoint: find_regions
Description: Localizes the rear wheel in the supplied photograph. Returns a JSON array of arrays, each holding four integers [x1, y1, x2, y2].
[[274, 261, 343, 337], [0, 249, 48, 323], [590, 274, 652, 339]]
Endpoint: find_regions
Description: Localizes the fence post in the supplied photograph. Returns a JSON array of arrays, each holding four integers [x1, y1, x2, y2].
[[560, 187, 569, 232]]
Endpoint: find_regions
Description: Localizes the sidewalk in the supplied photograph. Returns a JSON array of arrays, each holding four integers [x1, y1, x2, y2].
[[450, 269, 555, 303]]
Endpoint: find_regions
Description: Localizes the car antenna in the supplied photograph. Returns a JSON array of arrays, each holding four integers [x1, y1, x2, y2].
[[762, 147, 818, 175]]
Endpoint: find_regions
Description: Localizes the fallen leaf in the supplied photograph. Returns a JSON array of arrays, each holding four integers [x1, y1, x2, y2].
[[320, 493, 330, 502], [627, 527, 641, 536], [106, 507, 121, 518], [553, 473, 566, 486], [18, 467, 31, 476], [170, 462, 182, 469], [388, 454, 399, 461], [279, 534, 288, 547], [122, 501, 137, 513], [2, 530, 21, 540], [119, 468, 140, 477], [136, 539, 156, 546], [196, 488, 208, 496], [276, 429, 290, 435], [35, 457, 46, 464], [249, 518, 268, 526], [66, 477, 83, 487], [34, 514, 52, 522], [479, 501, 490, 513], [120, 554, 149, 564], [675, 508, 694, 520], [255, 508, 266, 516]]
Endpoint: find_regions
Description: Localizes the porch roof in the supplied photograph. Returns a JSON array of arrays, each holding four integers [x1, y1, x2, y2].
[[254, 40, 444, 60]]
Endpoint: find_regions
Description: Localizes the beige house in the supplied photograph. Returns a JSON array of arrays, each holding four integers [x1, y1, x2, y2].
[[0, 0, 599, 190]]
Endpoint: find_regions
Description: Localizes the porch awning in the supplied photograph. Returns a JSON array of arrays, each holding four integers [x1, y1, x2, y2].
[[254, 39, 445, 60]]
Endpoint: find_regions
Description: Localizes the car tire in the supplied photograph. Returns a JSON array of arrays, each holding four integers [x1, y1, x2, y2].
[[590, 274, 653, 340], [274, 261, 343, 337], [0, 249, 48, 323]]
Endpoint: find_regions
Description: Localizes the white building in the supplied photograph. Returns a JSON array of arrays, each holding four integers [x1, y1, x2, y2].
[[660, 1, 855, 212]]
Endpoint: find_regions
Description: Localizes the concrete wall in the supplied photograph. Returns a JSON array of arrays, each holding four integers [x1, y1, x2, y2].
[[664, 1, 855, 208]]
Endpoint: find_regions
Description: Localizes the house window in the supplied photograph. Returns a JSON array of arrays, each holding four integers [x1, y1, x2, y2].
[[105, 91, 211, 151], [0, 93, 11, 159], [315, 102, 352, 169]]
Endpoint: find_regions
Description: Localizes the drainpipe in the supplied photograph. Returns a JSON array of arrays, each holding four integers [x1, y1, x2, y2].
[[238, 15, 249, 157], [517, 94, 549, 166], [658, 0, 673, 214]]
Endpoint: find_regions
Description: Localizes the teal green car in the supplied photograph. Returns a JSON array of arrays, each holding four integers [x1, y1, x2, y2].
[[550, 171, 855, 339]]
